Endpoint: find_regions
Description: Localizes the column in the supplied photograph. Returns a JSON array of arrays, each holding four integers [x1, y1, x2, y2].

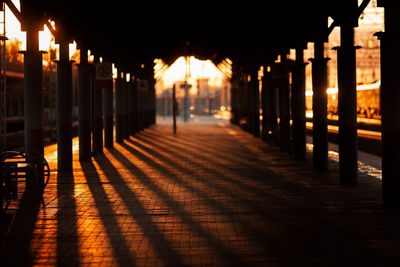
[[277, 54, 291, 152], [312, 40, 329, 170], [23, 22, 44, 189], [267, 69, 278, 145], [92, 56, 103, 154], [337, 21, 358, 184], [115, 72, 124, 143], [123, 77, 129, 139], [250, 65, 260, 137], [261, 66, 270, 142], [378, 1, 400, 205], [103, 67, 113, 147], [77, 46, 91, 160], [292, 47, 307, 160], [56, 36, 73, 172]]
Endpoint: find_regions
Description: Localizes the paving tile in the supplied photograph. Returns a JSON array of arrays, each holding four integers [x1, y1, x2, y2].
[[1, 117, 400, 266]]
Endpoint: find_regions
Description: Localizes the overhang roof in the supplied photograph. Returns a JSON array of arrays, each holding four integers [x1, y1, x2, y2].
[[19, 0, 361, 69]]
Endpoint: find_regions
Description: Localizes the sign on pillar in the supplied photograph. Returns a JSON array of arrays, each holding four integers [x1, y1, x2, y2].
[[96, 62, 113, 90], [138, 79, 148, 130], [138, 80, 148, 95], [271, 62, 289, 80]]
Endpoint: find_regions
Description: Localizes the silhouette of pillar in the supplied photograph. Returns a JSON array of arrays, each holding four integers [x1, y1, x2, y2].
[[56, 35, 73, 172], [250, 65, 260, 137], [22, 21, 44, 189], [138, 80, 145, 131], [115, 71, 124, 143], [277, 53, 291, 152], [337, 20, 358, 184], [377, 0, 400, 205], [146, 64, 156, 126], [246, 69, 253, 134], [230, 64, 239, 125], [132, 78, 139, 134], [92, 56, 103, 154], [230, 85, 237, 125], [267, 68, 278, 145], [103, 65, 113, 148], [77, 46, 91, 161], [151, 81, 156, 125], [261, 66, 271, 142], [123, 77, 129, 139], [127, 78, 134, 135], [311, 40, 329, 170], [292, 47, 307, 160]]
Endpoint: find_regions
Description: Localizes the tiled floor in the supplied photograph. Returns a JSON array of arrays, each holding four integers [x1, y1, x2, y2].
[[1, 117, 400, 266]]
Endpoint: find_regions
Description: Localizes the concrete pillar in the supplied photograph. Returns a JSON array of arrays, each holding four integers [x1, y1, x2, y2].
[[230, 86, 237, 125], [92, 57, 103, 154], [127, 79, 134, 135], [267, 72, 278, 145], [337, 22, 358, 184], [311, 40, 329, 170], [77, 47, 91, 161], [277, 54, 291, 152], [139, 81, 144, 131], [151, 80, 156, 125], [23, 23, 44, 189], [250, 66, 260, 137], [243, 79, 250, 132], [123, 78, 129, 139], [136, 82, 142, 132], [103, 69, 113, 148], [132, 78, 139, 134], [238, 79, 246, 129], [56, 38, 73, 172], [378, 1, 400, 205], [247, 72, 253, 134], [115, 72, 124, 143], [172, 84, 177, 133], [292, 48, 307, 160], [230, 65, 239, 125], [261, 67, 270, 142]]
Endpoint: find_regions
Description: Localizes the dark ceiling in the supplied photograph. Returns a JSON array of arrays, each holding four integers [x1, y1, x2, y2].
[[19, 0, 362, 70]]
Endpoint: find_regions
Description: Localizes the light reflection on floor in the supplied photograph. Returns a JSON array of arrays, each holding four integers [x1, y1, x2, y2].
[[306, 143, 382, 180]]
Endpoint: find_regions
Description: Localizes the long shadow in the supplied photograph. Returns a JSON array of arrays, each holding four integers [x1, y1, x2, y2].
[[141, 129, 260, 161], [155, 130, 269, 167], [0, 190, 42, 266], [107, 147, 253, 265], [140, 129, 261, 166], [125, 134, 387, 265], [93, 153, 185, 266], [118, 140, 288, 230], [140, 126, 251, 158], [80, 160, 137, 266], [127, 137, 286, 203], [133, 133, 354, 202], [138, 127, 342, 207], [56, 172, 79, 265]]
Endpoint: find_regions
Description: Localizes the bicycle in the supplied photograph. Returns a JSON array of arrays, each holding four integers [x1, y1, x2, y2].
[[0, 148, 50, 212]]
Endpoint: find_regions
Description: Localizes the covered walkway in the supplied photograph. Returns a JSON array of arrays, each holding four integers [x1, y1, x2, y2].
[[1, 117, 399, 266]]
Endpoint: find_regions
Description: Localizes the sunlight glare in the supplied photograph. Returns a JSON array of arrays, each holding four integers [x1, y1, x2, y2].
[[159, 56, 225, 90]]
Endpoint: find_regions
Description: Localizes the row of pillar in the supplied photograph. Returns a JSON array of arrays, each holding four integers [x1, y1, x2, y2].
[[22, 21, 156, 192], [230, 32, 357, 192], [231, 7, 400, 205], [115, 73, 154, 143]]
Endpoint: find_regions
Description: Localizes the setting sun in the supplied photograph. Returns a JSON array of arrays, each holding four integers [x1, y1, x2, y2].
[[155, 56, 229, 96]]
